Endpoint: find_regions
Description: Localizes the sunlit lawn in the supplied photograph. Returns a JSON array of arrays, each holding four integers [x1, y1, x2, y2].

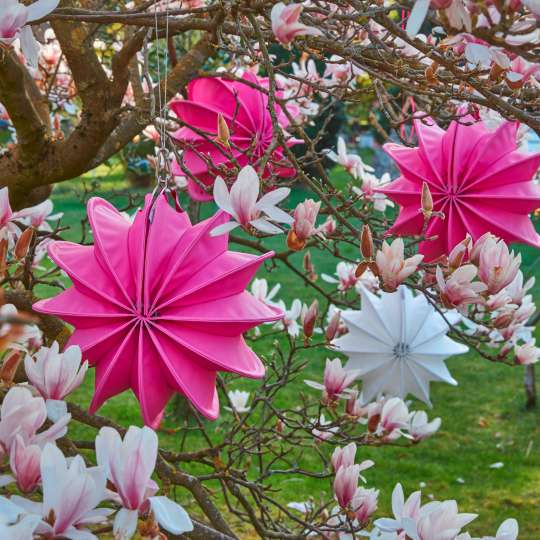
[[45, 168, 540, 539]]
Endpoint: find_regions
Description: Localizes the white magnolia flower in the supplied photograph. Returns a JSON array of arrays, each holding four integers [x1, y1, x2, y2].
[[211, 165, 293, 236], [332, 286, 468, 405], [225, 390, 251, 413], [250, 278, 281, 306], [325, 136, 374, 179], [275, 299, 302, 337]]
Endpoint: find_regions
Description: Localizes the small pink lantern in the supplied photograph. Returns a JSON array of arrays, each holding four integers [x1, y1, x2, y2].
[[34, 195, 282, 427], [379, 116, 540, 261]]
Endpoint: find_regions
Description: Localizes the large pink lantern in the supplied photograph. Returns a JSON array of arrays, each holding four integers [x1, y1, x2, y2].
[[379, 116, 540, 261], [170, 73, 301, 201], [34, 195, 282, 428]]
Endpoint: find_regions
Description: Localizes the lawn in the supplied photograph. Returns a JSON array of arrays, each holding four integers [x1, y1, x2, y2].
[[42, 169, 540, 539]]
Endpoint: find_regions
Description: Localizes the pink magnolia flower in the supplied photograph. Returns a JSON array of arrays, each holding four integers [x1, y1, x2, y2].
[[0, 497, 41, 538], [326, 136, 374, 179], [11, 443, 111, 539], [408, 411, 441, 442], [24, 342, 87, 402], [0, 0, 60, 67], [334, 464, 360, 508], [515, 340, 540, 365], [15, 199, 62, 231], [322, 261, 358, 292], [0, 386, 70, 460], [318, 215, 336, 236], [478, 237, 521, 295], [96, 426, 193, 538], [351, 487, 379, 525], [331, 442, 357, 471], [436, 265, 487, 309], [270, 2, 322, 46], [0, 187, 21, 244], [415, 499, 477, 540], [212, 165, 293, 236], [305, 357, 359, 402], [506, 271, 535, 305], [379, 397, 409, 435], [8, 435, 41, 493], [288, 199, 321, 249], [375, 238, 423, 292], [374, 483, 422, 534]]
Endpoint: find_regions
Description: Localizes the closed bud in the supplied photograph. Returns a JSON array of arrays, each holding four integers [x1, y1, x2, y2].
[[303, 251, 317, 281], [367, 413, 380, 433], [303, 299, 319, 339], [0, 350, 22, 384], [325, 311, 341, 342], [0, 238, 8, 279], [14, 227, 34, 260], [421, 182, 433, 218], [287, 229, 305, 251], [360, 224, 373, 259], [216, 113, 230, 148]]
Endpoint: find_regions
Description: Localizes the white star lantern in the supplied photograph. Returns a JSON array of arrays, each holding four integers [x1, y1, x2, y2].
[[332, 285, 468, 405]]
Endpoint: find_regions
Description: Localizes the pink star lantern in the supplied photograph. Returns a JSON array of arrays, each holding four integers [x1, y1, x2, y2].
[[170, 73, 301, 201], [33, 195, 282, 427], [379, 116, 540, 261]]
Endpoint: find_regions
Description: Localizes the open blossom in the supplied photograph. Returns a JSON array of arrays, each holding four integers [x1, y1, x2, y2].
[[478, 237, 521, 295], [24, 342, 87, 402], [324, 54, 366, 85], [15, 199, 62, 232], [374, 483, 422, 534], [436, 265, 487, 309], [318, 215, 336, 236], [0, 497, 40, 538], [353, 171, 393, 212], [10, 443, 111, 539], [212, 166, 293, 236], [378, 397, 410, 435], [322, 261, 358, 291], [506, 271, 534, 305], [325, 136, 374, 179], [96, 426, 193, 538], [0, 0, 60, 67], [408, 411, 441, 442], [311, 414, 338, 442], [407, 0, 470, 37], [515, 340, 540, 365], [275, 298, 302, 337], [226, 390, 251, 413], [351, 487, 379, 524], [0, 386, 70, 460], [287, 199, 321, 250], [375, 238, 423, 292], [305, 357, 359, 402], [270, 2, 322, 46], [415, 499, 477, 540], [250, 278, 281, 306]]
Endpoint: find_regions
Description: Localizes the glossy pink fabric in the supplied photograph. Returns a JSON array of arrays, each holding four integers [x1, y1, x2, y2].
[[379, 116, 540, 261], [34, 195, 282, 427], [170, 73, 301, 201]]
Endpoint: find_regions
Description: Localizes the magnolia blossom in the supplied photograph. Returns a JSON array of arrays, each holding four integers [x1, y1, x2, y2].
[[96, 426, 193, 538], [311, 414, 338, 442], [436, 265, 487, 309], [0, 187, 21, 244], [15, 199, 62, 231], [0, 0, 60, 67], [351, 487, 379, 525], [374, 483, 422, 534], [0, 497, 40, 539], [318, 215, 336, 236], [415, 499, 477, 540], [407, 0, 470, 37], [375, 238, 423, 292], [324, 54, 366, 85], [288, 199, 321, 250], [408, 411, 441, 442], [325, 136, 374, 178], [378, 397, 410, 438], [331, 442, 357, 471], [250, 278, 281, 306], [275, 298, 302, 337], [305, 357, 359, 402], [478, 237, 521, 295], [506, 271, 535, 305], [270, 2, 322, 46], [10, 443, 111, 539], [24, 342, 87, 420], [322, 261, 358, 291], [7, 435, 42, 493], [0, 386, 70, 460], [334, 464, 361, 508], [353, 171, 393, 212], [515, 340, 540, 365], [226, 390, 251, 413], [212, 165, 293, 236]]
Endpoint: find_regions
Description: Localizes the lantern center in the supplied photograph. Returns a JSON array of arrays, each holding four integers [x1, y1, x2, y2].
[[393, 341, 410, 360]]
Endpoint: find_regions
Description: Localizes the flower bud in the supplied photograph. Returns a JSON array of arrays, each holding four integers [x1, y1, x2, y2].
[[421, 182, 433, 218], [325, 311, 341, 342], [14, 227, 34, 260], [216, 113, 230, 148], [302, 299, 319, 339], [0, 350, 22, 384]]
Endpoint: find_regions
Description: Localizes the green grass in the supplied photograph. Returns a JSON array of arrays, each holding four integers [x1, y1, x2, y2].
[[44, 170, 540, 539]]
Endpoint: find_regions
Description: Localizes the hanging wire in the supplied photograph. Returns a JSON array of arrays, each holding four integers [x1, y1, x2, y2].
[[149, 0, 172, 221]]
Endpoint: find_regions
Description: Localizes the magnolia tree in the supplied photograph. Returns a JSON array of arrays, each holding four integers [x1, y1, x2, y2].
[[0, 0, 539, 539]]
